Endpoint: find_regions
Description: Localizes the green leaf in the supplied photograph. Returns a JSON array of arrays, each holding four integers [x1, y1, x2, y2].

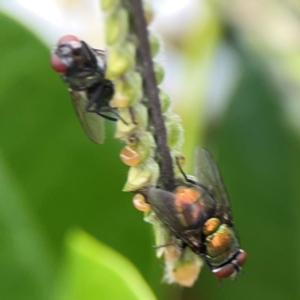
[[55, 230, 157, 300], [188, 47, 300, 299], [0, 9, 164, 300], [174, 10, 222, 172], [0, 151, 55, 300]]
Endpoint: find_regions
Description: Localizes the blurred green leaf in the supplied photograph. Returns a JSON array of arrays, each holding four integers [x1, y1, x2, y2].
[[2, 2, 300, 300], [55, 230, 157, 300], [183, 46, 300, 299], [0, 152, 54, 300], [173, 7, 222, 172], [0, 10, 164, 300]]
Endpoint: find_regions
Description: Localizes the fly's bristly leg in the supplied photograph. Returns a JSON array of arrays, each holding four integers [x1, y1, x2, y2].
[[109, 109, 129, 125], [85, 85, 104, 111], [175, 156, 212, 193], [175, 157, 197, 185], [97, 113, 118, 122]]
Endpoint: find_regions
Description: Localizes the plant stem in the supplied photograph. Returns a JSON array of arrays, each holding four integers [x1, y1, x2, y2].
[[130, 0, 175, 191]]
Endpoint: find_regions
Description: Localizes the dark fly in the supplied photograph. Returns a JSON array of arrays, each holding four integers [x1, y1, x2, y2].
[[51, 35, 118, 144]]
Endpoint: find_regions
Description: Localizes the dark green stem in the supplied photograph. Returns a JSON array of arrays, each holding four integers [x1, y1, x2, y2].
[[129, 0, 175, 191]]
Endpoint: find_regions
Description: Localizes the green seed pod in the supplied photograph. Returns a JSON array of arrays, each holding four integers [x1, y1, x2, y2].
[[165, 114, 184, 151], [111, 72, 142, 108], [143, 1, 154, 24], [136, 131, 156, 162], [154, 62, 165, 84], [120, 131, 155, 167], [149, 33, 160, 57], [106, 43, 135, 79], [164, 248, 203, 287], [101, 0, 119, 11], [114, 103, 148, 139], [105, 8, 128, 45], [123, 166, 152, 191], [159, 90, 171, 113], [123, 158, 159, 191]]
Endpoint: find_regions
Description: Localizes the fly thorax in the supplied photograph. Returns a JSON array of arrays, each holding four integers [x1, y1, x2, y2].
[[203, 218, 220, 235], [174, 186, 208, 227], [63, 72, 102, 91], [203, 222, 239, 266]]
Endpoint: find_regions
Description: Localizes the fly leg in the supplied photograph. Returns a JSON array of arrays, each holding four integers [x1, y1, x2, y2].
[[176, 156, 214, 196], [175, 157, 210, 192], [85, 81, 134, 126], [107, 107, 137, 126], [85, 85, 119, 122], [86, 84, 129, 125], [97, 107, 129, 125], [97, 113, 117, 122], [152, 237, 184, 253], [85, 84, 103, 112], [105, 108, 128, 125]]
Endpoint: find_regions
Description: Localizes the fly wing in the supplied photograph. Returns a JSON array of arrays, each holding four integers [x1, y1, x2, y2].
[[93, 48, 107, 69], [147, 187, 204, 251], [147, 187, 186, 234], [195, 148, 233, 224], [69, 89, 105, 144]]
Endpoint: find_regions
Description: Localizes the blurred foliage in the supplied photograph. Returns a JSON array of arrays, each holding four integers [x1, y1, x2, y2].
[[175, 10, 222, 171], [54, 230, 157, 300], [0, 10, 164, 300], [1, 0, 300, 299], [181, 48, 300, 300]]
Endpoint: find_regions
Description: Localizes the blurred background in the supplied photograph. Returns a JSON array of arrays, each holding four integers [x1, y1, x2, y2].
[[0, 0, 300, 299]]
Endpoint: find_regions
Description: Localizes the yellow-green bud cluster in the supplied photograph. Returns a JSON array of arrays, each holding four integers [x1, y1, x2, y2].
[[101, 0, 201, 287], [102, 0, 160, 189]]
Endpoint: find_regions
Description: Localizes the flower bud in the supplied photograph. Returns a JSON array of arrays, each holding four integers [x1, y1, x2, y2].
[[105, 8, 128, 45], [115, 104, 148, 139], [159, 90, 171, 113], [101, 0, 119, 10], [123, 159, 159, 191], [154, 62, 165, 85], [165, 114, 184, 151], [149, 33, 160, 57], [133, 194, 150, 212], [110, 72, 142, 108], [106, 43, 135, 78]]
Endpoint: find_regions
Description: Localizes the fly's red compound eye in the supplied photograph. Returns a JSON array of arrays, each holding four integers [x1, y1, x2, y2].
[[57, 35, 79, 45], [213, 264, 235, 278], [236, 250, 247, 267], [51, 35, 81, 72], [50, 53, 67, 72], [212, 250, 247, 278]]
